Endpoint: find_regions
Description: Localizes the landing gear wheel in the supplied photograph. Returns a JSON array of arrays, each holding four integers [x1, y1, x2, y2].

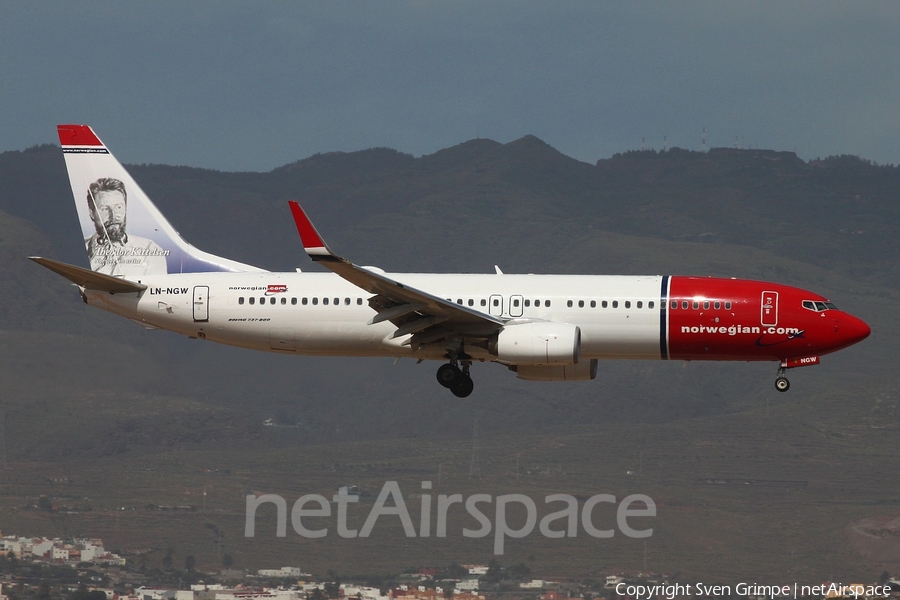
[[436, 363, 461, 388], [775, 376, 790, 392], [451, 375, 474, 398]]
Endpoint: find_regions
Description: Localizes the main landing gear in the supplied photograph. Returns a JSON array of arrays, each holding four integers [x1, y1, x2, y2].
[[774, 366, 790, 392], [436, 359, 474, 398]]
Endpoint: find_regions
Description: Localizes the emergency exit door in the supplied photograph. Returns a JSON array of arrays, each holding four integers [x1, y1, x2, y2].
[[489, 294, 503, 317]]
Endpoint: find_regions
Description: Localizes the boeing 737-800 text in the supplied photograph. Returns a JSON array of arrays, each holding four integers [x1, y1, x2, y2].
[[31, 125, 871, 397]]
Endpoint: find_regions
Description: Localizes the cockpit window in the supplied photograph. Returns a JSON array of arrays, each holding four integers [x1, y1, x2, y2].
[[803, 300, 838, 312]]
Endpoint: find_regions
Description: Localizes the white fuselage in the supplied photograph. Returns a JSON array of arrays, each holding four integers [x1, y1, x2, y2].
[[87, 271, 664, 363]]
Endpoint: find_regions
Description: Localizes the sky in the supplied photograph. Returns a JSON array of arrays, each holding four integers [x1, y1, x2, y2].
[[2, 2, 899, 172]]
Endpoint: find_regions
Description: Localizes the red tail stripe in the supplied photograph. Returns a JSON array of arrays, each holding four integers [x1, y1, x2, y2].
[[57, 124, 103, 147]]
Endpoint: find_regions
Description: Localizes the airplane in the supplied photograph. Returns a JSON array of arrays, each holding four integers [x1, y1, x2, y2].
[[31, 124, 871, 398]]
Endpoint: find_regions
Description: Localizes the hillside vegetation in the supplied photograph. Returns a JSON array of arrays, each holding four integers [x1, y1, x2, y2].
[[0, 137, 897, 579]]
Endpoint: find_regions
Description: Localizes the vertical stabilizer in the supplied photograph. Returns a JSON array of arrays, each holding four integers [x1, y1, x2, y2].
[[57, 124, 265, 276]]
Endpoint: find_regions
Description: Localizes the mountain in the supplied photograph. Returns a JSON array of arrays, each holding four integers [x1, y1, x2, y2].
[[0, 138, 895, 453], [0, 136, 897, 578]]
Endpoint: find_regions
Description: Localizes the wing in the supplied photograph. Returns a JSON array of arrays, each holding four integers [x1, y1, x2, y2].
[[288, 202, 504, 350]]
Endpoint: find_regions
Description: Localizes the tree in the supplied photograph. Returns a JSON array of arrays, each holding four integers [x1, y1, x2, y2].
[[161, 548, 174, 570], [184, 555, 196, 572], [324, 571, 342, 599], [437, 564, 468, 580], [222, 553, 234, 568], [72, 584, 107, 600], [505, 563, 531, 582], [482, 560, 502, 584]]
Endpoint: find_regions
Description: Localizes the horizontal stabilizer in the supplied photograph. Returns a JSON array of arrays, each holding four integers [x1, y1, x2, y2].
[[29, 257, 147, 293]]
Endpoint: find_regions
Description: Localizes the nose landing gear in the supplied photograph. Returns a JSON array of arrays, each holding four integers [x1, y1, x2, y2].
[[436, 359, 474, 397], [774, 366, 790, 392]]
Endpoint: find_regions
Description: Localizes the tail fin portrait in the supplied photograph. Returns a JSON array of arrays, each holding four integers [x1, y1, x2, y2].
[[57, 124, 264, 277]]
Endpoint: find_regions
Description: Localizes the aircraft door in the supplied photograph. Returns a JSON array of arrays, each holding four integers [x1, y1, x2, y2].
[[193, 286, 209, 322], [761, 291, 778, 327], [509, 295, 524, 317], [489, 294, 504, 317]]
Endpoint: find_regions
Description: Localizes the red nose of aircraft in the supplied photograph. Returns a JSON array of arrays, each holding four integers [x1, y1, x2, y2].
[[836, 313, 871, 349]]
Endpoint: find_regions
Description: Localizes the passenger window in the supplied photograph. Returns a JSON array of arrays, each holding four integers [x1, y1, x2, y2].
[[334, 298, 339, 305], [637, 301, 643, 309], [323, 298, 329, 305], [292, 298, 298, 305], [625, 301, 631, 309], [682, 301, 689, 310], [239, 297, 245, 305], [249, 297, 255, 305], [612, 300, 618, 308], [493, 299, 500, 307], [457, 299, 463, 305], [524, 299, 531, 307], [590, 300, 596, 308], [281, 297, 286, 305], [481, 299, 487, 307], [535, 300, 541, 307], [649, 301, 654, 309], [468, 299, 474, 307], [567, 300, 573, 308], [357, 298, 363, 305], [602, 300, 608, 308], [302, 297, 308, 305], [578, 300, 584, 308], [692, 301, 699, 310], [345, 298, 351, 305], [703, 301, 709, 310], [714, 301, 720, 310], [725, 302, 732, 310], [546, 300, 551, 307], [671, 301, 677, 309], [259, 297, 265, 304], [312, 298, 318, 305], [270, 297, 276, 305], [514, 299, 520, 307]]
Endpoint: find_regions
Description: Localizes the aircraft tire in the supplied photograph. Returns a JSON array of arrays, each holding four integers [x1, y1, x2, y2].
[[437, 363, 461, 388], [775, 376, 790, 392], [451, 375, 474, 398]]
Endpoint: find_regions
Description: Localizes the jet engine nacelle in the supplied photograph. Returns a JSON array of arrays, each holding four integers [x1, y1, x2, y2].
[[494, 321, 581, 366], [515, 359, 598, 381]]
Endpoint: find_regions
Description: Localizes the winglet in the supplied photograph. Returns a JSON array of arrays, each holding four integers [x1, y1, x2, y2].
[[288, 201, 338, 261]]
